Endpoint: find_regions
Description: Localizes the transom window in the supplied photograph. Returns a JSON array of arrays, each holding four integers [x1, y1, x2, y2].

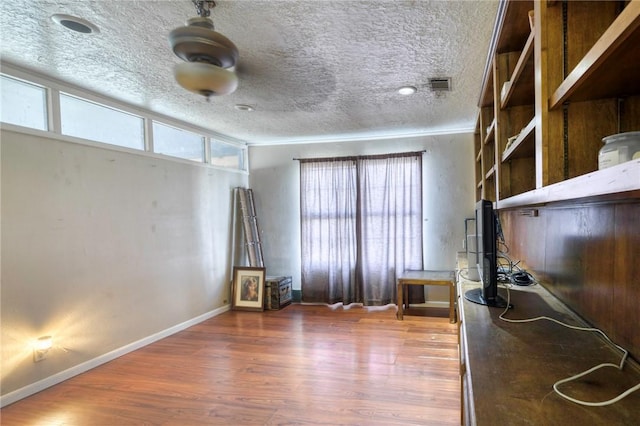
[[153, 121, 205, 162], [60, 93, 144, 150], [211, 140, 246, 170], [1, 70, 247, 170], [0, 75, 47, 131]]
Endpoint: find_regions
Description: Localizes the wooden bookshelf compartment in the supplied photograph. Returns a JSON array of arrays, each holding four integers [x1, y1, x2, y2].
[[498, 105, 534, 157], [485, 165, 496, 180], [495, 0, 534, 54], [501, 156, 536, 198], [482, 139, 495, 178], [549, 1, 640, 109], [500, 31, 535, 108], [539, 2, 640, 185], [502, 117, 535, 162], [483, 119, 496, 145]]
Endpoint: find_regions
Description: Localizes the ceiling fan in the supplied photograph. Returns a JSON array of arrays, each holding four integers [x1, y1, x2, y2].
[[168, 0, 239, 99]]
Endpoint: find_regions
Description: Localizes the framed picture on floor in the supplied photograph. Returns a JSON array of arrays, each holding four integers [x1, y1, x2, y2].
[[231, 266, 266, 311]]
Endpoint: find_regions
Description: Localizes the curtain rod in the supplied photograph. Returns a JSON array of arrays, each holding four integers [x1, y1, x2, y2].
[[293, 150, 425, 162]]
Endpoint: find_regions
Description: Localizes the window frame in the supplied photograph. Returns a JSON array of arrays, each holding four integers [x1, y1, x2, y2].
[[0, 64, 248, 172]]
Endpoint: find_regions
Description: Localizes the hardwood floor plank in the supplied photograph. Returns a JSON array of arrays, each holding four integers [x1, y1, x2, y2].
[[0, 304, 459, 425]]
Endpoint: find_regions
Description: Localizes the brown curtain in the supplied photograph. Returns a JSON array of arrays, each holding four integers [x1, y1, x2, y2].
[[300, 152, 424, 305]]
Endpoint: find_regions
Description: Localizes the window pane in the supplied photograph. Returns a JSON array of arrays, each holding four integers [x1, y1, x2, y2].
[[211, 140, 245, 170], [0, 75, 47, 130], [60, 93, 144, 149], [152, 122, 204, 162]]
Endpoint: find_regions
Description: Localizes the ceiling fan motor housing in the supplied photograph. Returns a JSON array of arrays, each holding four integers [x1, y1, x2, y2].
[[169, 16, 239, 96]]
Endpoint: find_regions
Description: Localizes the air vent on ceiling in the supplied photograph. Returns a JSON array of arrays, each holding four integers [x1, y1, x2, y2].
[[428, 77, 452, 91]]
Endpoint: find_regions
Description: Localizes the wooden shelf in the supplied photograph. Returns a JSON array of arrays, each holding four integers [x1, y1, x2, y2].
[[501, 117, 535, 162], [485, 165, 496, 180], [500, 31, 535, 108], [549, 1, 640, 109], [497, 159, 640, 208], [476, 150, 482, 162], [483, 119, 496, 145]]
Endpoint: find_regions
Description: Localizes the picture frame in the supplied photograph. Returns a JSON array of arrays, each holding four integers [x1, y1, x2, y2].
[[231, 266, 266, 311]]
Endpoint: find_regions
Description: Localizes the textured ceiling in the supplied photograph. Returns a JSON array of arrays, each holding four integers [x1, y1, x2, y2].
[[0, 0, 499, 145]]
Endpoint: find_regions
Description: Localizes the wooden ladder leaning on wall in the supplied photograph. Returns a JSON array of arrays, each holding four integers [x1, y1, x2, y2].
[[235, 187, 264, 268]]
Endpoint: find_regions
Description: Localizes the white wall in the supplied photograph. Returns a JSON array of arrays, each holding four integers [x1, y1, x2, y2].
[[1, 129, 247, 401], [248, 133, 476, 301]]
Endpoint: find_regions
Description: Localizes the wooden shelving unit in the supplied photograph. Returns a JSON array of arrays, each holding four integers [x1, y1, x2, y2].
[[466, 4, 640, 421], [494, 0, 535, 200], [474, 0, 640, 207]]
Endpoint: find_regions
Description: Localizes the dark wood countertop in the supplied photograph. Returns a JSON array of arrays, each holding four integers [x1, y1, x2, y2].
[[458, 277, 640, 425]]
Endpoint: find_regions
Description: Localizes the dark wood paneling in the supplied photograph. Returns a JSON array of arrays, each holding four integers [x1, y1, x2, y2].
[[500, 199, 639, 360], [621, 95, 640, 132], [499, 208, 547, 279], [568, 100, 618, 178], [614, 202, 640, 354], [566, 1, 620, 75]]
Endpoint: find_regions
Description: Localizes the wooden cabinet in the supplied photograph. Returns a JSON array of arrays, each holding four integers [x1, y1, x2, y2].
[[475, 0, 640, 206]]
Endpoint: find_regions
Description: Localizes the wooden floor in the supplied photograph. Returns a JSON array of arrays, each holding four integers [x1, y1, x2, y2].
[[0, 304, 460, 425]]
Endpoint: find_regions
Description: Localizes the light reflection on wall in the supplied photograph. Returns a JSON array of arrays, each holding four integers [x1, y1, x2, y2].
[[1, 300, 102, 395]]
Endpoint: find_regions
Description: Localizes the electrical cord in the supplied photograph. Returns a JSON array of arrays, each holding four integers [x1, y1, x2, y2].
[[498, 284, 640, 406], [497, 251, 537, 286], [457, 267, 480, 283]]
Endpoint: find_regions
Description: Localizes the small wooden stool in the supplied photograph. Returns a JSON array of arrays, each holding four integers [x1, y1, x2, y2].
[[397, 270, 457, 323]]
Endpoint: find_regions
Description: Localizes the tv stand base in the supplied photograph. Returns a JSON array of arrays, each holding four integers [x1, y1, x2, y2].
[[464, 288, 511, 309]]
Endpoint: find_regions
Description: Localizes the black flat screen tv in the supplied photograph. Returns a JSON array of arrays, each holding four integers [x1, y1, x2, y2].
[[464, 199, 509, 308]]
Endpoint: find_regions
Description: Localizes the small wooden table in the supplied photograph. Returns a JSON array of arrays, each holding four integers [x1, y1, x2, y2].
[[397, 270, 456, 323]]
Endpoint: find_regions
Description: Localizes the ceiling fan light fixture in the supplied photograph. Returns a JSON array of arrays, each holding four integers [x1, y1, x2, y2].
[[169, 18, 238, 68], [174, 62, 238, 97], [169, 1, 239, 98], [398, 86, 417, 96]]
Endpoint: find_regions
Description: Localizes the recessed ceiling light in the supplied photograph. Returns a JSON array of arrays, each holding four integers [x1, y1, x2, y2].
[[51, 14, 100, 34], [398, 86, 417, 95], [234, 104, 254, 112]]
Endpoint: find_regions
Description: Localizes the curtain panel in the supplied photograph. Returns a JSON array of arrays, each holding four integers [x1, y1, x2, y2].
[[300, 152, 423, 306]]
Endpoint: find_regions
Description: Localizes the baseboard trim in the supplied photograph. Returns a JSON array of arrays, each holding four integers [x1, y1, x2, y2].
[[0, 304, 230, 408]]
